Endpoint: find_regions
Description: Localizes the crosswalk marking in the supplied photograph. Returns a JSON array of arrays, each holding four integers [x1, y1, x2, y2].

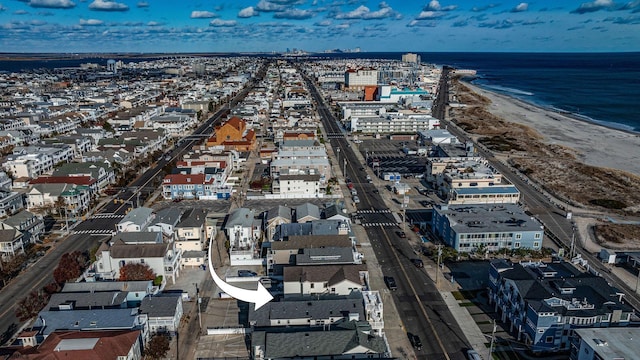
[[361, 222, 401, 227], [356, 209, 392, 214], [72, 229, 116, 235], [91, 214, 125, 219]]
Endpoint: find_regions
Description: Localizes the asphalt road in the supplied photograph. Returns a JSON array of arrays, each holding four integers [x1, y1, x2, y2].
[[0, 234, 107, 344], [303, 68, 469, 360], [0, 63, 268, 346]]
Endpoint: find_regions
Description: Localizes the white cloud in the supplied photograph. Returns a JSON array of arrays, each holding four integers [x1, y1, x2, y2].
[[28, 0, 75, 9], [88, 0, 129, 11], [274, 8, 313, 19], [256, 0, 285, 12], [79, 18, 104, 25], [416, 11, 443, 19], [191, 10, 217, 19], [209, 18, 237, 27], [136, 1, 148, 7], [511, 3, 529, 12], [424, 0, 457, 11], [314, 19, 332, 26], [147, 21, 162, 26], [238, 6, 259, 18], [335, 3, 397, 20]]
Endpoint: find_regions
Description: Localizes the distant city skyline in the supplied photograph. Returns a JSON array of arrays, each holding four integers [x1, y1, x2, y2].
[[1, 0, 639, 53]]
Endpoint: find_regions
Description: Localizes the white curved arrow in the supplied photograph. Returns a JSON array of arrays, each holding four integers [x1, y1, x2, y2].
[[208, 237, 273, 310]]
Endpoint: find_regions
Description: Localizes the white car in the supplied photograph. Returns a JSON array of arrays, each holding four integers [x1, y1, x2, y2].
[[353, 196, 360, 203]]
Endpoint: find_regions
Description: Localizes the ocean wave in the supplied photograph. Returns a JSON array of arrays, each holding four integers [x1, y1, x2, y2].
[[482, 84, 534, 96]]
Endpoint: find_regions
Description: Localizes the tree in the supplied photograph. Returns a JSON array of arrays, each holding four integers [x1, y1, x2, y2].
[[53, 251, 89, 285], [144, 334, 170, 359], [15, 290, 50, 321], [103, 121, 114, 133], [119, 263, 156, 281]]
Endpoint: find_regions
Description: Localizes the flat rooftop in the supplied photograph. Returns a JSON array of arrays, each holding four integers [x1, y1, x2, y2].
[[435, 204, 544, 234]]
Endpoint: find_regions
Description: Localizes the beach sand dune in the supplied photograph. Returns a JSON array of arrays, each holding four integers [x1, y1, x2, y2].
[[464, 82, 640, 176], [452, 80, 640, 213]]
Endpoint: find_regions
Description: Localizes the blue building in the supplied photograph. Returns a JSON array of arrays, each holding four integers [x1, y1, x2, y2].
[[488, 259, 631, 354], [431, 204, 543, 253]]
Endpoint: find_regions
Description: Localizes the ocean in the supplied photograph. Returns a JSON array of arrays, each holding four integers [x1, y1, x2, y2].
[[1, 52, 639, 133]]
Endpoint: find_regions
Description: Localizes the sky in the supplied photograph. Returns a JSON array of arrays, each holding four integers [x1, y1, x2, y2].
[[0, 0, 639, 53]]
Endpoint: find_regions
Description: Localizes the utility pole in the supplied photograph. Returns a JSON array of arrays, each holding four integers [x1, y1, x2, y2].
[[336, 148, 340, 169], [343, 158, 347, 177], [436, 244, 442, 288], [195, 283, 202, 332], [489, 319, 497, 358]]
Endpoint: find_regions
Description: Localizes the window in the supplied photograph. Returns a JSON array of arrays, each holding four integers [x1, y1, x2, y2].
[[515, 233, 522, 240], [535, 233, 541, 239], [533, 241, 540, 248], [310, 283, 314, 288], [546, 336, 553, 343], [514, 242, 521, 248]]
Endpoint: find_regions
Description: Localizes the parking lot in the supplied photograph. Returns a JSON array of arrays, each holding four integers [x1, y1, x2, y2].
[[360, 138, 428, 176]]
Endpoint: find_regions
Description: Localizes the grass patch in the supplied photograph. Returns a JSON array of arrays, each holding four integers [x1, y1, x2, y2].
[[454, 289, 482, 300], [589, 198, 628, 209]]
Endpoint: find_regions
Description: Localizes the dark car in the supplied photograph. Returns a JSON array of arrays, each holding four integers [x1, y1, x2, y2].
[[238, 270, 257, 277], [384, 276, 397, 291], [409, 333, 423, 350], [411, 259, 424, 268], [397, 231, 406, 238]]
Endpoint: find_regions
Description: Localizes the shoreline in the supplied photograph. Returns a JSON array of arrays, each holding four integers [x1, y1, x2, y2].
[[459, 80, 640, 177], [469, 80, 640, 136]]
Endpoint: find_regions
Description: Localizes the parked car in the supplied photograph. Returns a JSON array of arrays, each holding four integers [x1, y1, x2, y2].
[[397, 231, 406, 238], [384, 276, 397, 291], [409, 334, 423, 350], [466, 350, 481, 360], [353, 195, 360, 204], [411, 259, 424, 268], [238, 270, 257, 277]]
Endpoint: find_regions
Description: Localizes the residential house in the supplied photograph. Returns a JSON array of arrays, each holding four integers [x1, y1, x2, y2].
[[283, 264, 368, 298], [53, 162, 116, 193], [294, 202, 321, 223], [263, 206, 292, 244], [224, 208, 262, 261], [147, 207, 182, 241], [267, 235, 354, 275], [4, 145, 75, 178], [161, 174, 209, 200], [249, 291, 384, 336], [206, 117, 257, 151], [270, 158, 331, 183], [93, 232, 181, 284], [12, 330, 143, 360], [271, 174, 321, 197], [0, 188, 25, 217], [139, 295, 184, 335], [26, 183, 92, 217], [2, 210, 44, 244], [116, 207, 155, 233], [61, 281, 156, 307], [488, 259, 632, 354], [31, 308, 148, 339], [431, 204, 544, 253], [324, 203, 350, 223], [175, 208, 207, 251], [251, 321, 388, 359], [0, 225, 23, 259]]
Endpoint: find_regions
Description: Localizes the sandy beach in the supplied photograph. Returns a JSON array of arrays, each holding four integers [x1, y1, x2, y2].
[[463, 82, 640, 177]]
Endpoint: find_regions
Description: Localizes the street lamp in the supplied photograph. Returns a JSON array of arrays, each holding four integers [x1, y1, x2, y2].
[[336, 148, 340, 168]]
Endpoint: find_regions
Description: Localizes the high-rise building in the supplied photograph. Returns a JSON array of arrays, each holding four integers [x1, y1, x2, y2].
[[402, 53, 421, 64]]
